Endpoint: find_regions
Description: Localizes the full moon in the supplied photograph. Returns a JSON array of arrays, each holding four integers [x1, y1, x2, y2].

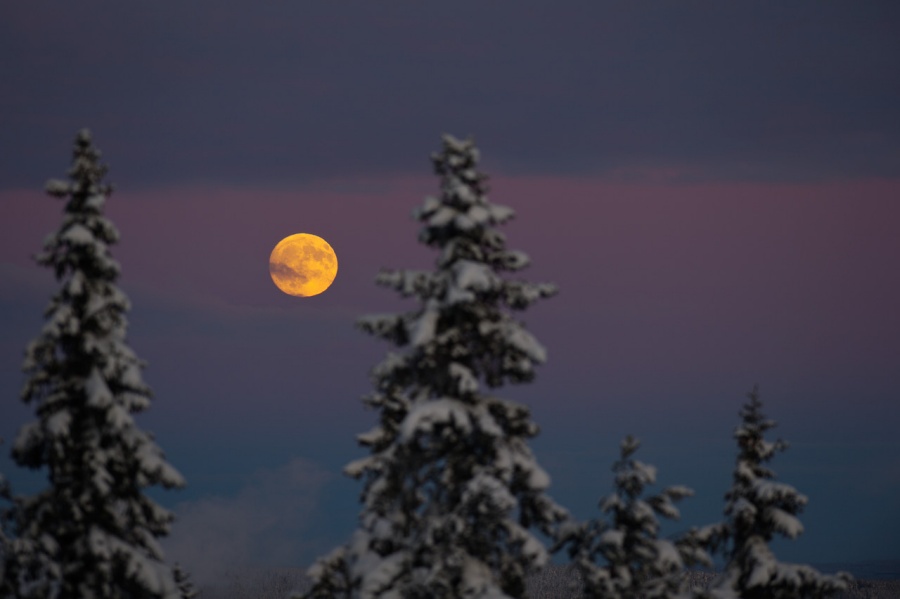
[[269, 233, 338, 297]]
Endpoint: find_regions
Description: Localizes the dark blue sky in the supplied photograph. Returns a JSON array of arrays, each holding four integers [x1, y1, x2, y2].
[[3, 2, 899, 188], [1, 2, 899, 584]]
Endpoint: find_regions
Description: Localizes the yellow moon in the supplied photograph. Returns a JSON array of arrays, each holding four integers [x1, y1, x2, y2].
[[268, 233, 338, 297]]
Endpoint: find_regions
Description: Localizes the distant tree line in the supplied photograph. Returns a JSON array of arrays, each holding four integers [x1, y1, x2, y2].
[[1, 131, 850, 599]]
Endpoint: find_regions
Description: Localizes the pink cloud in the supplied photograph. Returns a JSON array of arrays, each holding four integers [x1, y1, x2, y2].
[[4, 175, 899, 415]]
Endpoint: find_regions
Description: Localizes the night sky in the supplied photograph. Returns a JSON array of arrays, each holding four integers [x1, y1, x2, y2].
[[2, 2, 899, 584]]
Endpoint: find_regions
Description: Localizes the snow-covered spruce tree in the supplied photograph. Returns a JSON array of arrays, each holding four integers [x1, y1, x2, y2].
[[705, 387, 850, 599], [8, 129, 186, 598], [558, 435, 711, 599], [299, 135, 568, 599]]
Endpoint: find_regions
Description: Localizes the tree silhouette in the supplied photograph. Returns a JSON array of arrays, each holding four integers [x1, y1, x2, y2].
[[560, 435, 711, 599], [300, 135, 567, 599], [7, 130, 186, 598], [705, 387, 851, 599]]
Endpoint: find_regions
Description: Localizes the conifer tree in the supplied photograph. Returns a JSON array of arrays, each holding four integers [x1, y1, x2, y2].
[[705, 387, 850, 599], [8, 129, 186, 598], [0, 451, 12, 597], [300, 135, 568, 599], [172, 564, 198, 599], [560, 435, 711, 599]]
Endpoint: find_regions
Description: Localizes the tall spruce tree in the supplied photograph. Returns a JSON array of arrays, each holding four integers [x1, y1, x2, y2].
[[559, 435, 711, 599], [8, 130, 186, 598], [300, 135, 568, 599], [705, 387, 850, 599]]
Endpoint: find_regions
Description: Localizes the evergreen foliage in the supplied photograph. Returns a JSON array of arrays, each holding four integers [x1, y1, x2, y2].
[[173, 563, 198, 599], [704, 387, 851, 599], [559, 435, 711, 599], [6, 130, 186, 598], [299, 134, 568, 599], [0, 450, 13, 598]]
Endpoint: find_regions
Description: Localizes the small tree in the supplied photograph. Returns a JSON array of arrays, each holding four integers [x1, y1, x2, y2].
[[705, 386, 850, 599], [172, 563, 198, 599], [560, 435, 711, 599], [300, 135, 568, 599], [8, 130, 186, 598]]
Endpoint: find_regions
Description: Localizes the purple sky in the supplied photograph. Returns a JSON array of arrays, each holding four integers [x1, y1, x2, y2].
[[2, 2, 899, 584]]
